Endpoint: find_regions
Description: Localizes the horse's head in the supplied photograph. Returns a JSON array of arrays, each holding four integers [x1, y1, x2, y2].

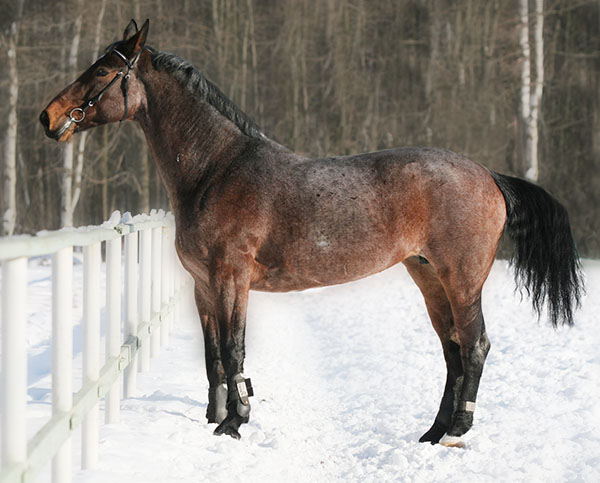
[[40, 19, 149, 142]]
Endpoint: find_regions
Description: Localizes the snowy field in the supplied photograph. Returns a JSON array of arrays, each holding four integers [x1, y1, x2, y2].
[[1, 257, 599, 482]]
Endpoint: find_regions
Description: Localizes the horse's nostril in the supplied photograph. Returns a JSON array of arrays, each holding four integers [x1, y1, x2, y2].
[[39, 110, 50, 130]]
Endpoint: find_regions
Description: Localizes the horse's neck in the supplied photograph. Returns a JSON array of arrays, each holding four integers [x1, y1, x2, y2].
[[136, 68, 250, 206]]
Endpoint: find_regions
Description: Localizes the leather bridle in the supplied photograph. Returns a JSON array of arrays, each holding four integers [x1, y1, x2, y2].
[[67, 47, 142, 126]]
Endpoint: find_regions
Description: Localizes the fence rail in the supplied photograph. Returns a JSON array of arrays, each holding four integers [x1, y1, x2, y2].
[[0, 212, 190, 483]]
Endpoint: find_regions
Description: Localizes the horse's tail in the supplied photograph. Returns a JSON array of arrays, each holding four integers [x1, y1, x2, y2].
[[490, 171, 584, 327]]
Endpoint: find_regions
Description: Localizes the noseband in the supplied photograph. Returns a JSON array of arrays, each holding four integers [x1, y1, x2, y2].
[[68, 47, 141, 125]]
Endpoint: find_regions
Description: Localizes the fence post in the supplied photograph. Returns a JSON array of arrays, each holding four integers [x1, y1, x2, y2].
[[1, 257, 27, 474], [151, 227, 162, 358], [161, 227, 171, 347], [105, 237, 121, 423], [124, 231, 138, 397], [52, 246, 73, 483], [170, 227, 177, 331], [139, 229, 151, 372], [173, 240, 182, 327], [82, 243, 100, 469]]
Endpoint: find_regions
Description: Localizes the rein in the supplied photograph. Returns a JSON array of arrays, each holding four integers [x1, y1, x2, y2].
[[68, 47, 141, 126]]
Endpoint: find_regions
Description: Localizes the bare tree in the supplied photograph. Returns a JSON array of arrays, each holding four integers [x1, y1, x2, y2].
[[520, 0, 544, 182], [61, 0, 83, 227], [1, 0, 25, 236], [71, 0, 107, 225], [527, 0, 544, 182]]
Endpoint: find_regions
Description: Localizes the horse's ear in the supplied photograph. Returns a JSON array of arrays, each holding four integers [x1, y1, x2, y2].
[[123, 19, 138, 40], [126, 19, 149, 54]]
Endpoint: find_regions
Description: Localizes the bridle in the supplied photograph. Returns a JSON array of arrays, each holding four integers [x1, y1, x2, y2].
[[67, 46, 142, 126]]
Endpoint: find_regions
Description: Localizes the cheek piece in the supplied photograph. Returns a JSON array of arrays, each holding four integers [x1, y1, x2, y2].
[[67, 47, 142, 128]]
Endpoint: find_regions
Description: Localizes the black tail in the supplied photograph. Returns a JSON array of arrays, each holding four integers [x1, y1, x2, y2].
[[490, 172, 584, 327]]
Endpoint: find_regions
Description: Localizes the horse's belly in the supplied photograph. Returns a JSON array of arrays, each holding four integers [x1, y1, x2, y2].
[[251, 263, 393, 292], [251, 233, 413, 292]]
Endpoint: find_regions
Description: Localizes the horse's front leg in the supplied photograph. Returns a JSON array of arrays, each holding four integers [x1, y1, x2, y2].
[[194, 283, 227, 423], [211, 260, 253, 440]]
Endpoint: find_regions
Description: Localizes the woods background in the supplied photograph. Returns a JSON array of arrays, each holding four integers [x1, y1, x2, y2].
[[1, 0, 598, 256]]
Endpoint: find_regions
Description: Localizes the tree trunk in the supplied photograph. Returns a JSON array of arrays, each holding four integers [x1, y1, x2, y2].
[[526, 0, 544, 182], [2, 19, 20, 236], [139, 135, 150, 214], [519, 0, 531, 170], [102, 126, 109, 221], [61, 2, 83, 227], [246, 0, 260, 120], [520, 0, 544, 182], [61, 0, 106, 227]]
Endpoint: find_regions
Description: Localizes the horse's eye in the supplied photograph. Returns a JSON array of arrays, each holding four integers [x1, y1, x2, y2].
[[96, 68, 109, 77]]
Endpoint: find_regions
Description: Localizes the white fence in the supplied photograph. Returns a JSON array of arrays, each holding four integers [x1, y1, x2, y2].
[[0, 212, 191, 483]]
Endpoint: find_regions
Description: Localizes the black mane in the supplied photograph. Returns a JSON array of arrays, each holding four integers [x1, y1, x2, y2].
[[146, 47, 263, 139]]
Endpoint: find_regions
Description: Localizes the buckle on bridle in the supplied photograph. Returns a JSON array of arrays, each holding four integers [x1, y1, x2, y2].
[[69, 107, 86, 123]]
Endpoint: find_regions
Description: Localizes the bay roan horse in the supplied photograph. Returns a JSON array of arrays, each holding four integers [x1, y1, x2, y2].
[[41, 20, 583, 446]]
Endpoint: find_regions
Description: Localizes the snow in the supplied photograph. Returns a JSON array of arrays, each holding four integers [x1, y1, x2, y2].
[[100, 210, 123, 229], [1, 258, 599, 482]]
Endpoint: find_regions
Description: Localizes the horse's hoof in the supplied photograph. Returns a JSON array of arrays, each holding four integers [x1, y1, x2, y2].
[[439, 434, 466, 448], [419, 421, 448, 444], [213, 413, 248, 439], [214, 424, 241, 440]]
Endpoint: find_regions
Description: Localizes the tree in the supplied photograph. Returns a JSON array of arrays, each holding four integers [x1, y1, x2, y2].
[[71, 0, 107, 225], [60, 0, 83, 227], [520, 0, 544, 182], [1, 0, 24, 236]]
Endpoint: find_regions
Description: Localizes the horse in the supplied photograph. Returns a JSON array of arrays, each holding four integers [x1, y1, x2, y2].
[[40, 19, 583, 446]]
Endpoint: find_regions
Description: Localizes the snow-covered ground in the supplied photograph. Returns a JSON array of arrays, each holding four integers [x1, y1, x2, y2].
[[1, 257, 599, 482]]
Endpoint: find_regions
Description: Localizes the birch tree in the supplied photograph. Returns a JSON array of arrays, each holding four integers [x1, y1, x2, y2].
[[519, 0, 544, 182], [528, 0, 544, 182], [61, 0, 84, 227], [1, 0, 25, 236], [72, 0, 107, 223]]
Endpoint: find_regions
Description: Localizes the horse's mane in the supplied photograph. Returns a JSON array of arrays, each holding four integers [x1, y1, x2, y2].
[[144, 47, 263, 139]]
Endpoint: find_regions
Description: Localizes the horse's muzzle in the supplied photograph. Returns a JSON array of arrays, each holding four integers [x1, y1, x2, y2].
[[39, 110, 52, 136], [39, 109, 72, 142]]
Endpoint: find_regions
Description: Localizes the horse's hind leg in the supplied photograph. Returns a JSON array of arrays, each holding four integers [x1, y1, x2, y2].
[[435, 260, 493, 446], [403, 258, 464, 444], [439, 291, 490, 446]]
